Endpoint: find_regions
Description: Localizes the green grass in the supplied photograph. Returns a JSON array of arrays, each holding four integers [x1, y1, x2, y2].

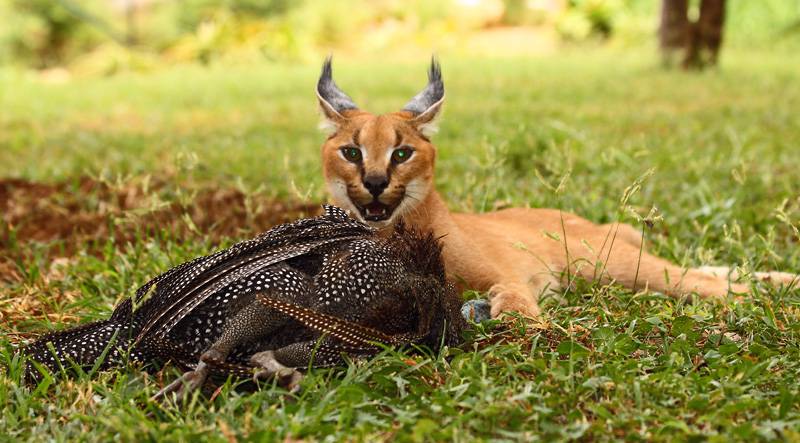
[[1, 48, 800, 441]]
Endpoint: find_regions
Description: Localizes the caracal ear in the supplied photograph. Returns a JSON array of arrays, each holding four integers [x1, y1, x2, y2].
[[402, 56, 445, 137], [317, 56, 358, 133]]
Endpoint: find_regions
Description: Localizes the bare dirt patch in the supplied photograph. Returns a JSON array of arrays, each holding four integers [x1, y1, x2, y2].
[[0, 177, 320, 283]]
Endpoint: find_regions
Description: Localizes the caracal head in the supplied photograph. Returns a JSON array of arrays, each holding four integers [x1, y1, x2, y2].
[[317, 57, 444, 229]]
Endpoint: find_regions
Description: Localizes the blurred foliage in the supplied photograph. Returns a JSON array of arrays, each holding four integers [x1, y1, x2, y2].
[[556, 0, 622, 41], [0, 0, 798, 71], [1, 0, 106, 68], [176, 0, 294, 31]]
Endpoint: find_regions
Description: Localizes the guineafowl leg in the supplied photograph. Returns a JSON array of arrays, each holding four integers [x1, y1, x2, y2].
[[151, 360, 212, 400], [250, 350, 304, 393], [153, 285, 309, 400], [152, 299, 292, 400], [250, 339, 370, 392], [199, 298, 292, 364], [249, 341, 327, 393]]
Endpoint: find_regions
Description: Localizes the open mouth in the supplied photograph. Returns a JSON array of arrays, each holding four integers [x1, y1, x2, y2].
[[357, 201, 394, 222]]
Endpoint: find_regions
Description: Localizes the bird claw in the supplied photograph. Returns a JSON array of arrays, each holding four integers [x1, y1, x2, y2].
[[250, 350, 303, 393], [151, 362, 209, 401], [460, 299, 492, 323]]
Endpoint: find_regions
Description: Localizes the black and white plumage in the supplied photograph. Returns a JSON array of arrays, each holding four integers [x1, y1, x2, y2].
[[23, 205, 467, 393]]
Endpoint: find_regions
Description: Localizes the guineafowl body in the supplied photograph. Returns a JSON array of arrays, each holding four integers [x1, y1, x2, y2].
[[23, 206, 466, 391]]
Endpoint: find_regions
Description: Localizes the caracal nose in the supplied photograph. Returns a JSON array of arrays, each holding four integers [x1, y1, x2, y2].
[[363, 174, 389, 198]]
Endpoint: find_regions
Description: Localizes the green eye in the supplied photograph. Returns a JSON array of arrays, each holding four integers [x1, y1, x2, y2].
[[391, 147, 413, 164], [341, 147, 362, 162]]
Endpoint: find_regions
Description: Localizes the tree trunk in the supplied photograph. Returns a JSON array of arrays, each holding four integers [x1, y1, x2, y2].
[[659, 0, 689, 66], [659, 0, 726, 70]]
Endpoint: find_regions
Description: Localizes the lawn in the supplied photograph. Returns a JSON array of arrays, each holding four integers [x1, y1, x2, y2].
[[1, 48, 800, 441]]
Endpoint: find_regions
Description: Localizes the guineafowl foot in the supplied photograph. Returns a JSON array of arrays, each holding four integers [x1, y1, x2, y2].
[[250, 350, 303, 393], [151, 361, 210, 401], [461, 299, 492, 323]]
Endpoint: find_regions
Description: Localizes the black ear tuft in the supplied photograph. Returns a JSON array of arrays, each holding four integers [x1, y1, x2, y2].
[[402, 56, 445, 115], [317, 56, 358, 115]]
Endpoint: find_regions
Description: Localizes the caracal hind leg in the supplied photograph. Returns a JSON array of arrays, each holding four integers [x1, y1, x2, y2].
[[600, 222, 644, 248], [580, 240, 750, 298], [586, 222, 797, 296], [698, 266, 799, 288]]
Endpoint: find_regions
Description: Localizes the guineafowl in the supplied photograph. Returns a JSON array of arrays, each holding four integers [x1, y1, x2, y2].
[[22, 205, 468, 397]]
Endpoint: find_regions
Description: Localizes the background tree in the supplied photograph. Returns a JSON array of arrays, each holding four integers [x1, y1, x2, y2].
[[659, 0, 726, 69]]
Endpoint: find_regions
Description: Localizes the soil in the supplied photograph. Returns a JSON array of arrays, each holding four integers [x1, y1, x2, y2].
[[0, 177, 321, 284]]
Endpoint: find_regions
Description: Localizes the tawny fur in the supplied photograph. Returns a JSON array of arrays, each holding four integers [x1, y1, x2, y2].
[[316, 60, 798, 318]]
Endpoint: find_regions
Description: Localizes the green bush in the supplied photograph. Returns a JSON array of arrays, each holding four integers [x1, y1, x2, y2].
[[3, 0, 104, 68], [176, 0, 296, 32], [557, 0, 623, 41], [1, 0, 798, 69]]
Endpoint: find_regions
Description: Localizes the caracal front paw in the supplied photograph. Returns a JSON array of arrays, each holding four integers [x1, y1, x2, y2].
[[488, 283, 540, 318]]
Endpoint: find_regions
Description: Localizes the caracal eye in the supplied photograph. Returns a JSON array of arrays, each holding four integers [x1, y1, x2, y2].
[[391, 147, 413, 164], [340, 146, 362, 163]]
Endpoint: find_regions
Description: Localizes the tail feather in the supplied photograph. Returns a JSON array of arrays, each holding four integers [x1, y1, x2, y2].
[[23, 317, 134, 384]]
